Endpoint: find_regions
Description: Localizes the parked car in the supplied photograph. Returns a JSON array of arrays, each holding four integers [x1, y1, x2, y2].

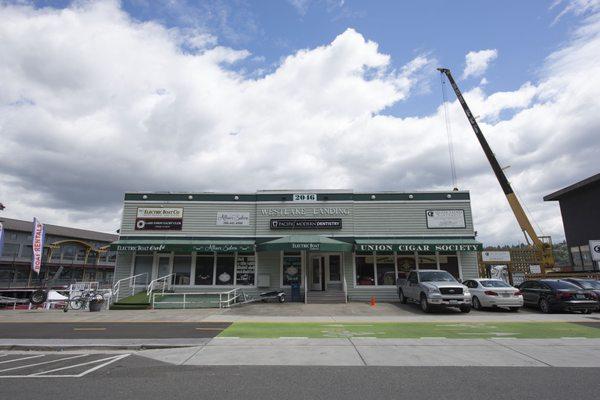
[[519, 279, 598, 314], [563, 278, 600, 310], [397, 269, 471, 313], [463, 279, 523, 311]]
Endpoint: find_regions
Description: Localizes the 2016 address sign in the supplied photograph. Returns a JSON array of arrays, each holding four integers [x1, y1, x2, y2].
[[293, 193, 317, 202]]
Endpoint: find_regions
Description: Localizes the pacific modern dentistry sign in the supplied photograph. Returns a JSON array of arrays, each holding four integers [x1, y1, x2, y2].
[[356, 243, 482, 252], [270, 219, 342, 230]]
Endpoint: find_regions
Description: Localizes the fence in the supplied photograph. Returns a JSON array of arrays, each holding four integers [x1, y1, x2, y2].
[[152, 288, 242, 309]]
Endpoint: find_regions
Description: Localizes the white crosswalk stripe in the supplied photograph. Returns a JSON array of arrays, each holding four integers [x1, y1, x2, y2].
[[0, 353, 129, 378]]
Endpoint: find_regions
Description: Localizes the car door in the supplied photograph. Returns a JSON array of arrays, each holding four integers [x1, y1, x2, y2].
[[467, 280, 482, 299], [520, 282, 536, 305], [406, 271, 419, 299]]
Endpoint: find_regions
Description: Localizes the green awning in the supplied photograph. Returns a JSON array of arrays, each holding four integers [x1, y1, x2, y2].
[[257, 235, 353, 252], [354, 238, 482, 252], [110, 239, 255, 253]]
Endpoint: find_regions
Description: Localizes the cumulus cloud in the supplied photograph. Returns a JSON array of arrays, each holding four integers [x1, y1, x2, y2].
[[0, 1, 599, 246], [462, 49, 498, 79]]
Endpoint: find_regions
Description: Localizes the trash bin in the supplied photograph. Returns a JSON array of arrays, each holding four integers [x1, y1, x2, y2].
[[89, 300, 104, 312], [290, 282, 301, 302]]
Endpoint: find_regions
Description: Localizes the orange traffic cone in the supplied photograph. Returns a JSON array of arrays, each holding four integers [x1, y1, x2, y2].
[[370, 296, 376, 307]]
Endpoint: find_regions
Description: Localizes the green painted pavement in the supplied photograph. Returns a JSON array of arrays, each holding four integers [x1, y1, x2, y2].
[[218, 322, 600, 339]]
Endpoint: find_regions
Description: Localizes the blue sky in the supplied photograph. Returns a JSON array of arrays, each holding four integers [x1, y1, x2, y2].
[[2, 0, 599, 244], [115, 0, 576, 116]]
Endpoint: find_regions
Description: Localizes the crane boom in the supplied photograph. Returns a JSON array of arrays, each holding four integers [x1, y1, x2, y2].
[[437, 68, 554, 269]]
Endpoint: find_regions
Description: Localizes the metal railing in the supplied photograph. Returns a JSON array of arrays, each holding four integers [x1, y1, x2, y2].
[[304, 274, 308, 304], [342, 275, 348, 303], [151, 288, 241, 309], [147, 274, 173, 296], [111, 273, 148, 303]]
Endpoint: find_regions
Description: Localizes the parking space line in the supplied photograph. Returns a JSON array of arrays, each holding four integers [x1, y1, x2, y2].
[[195, 328, 223, 331], [76, 354, 130, 377], [0, 355, 44, 365], [0, 354, 89, 373], [73, 328, 107, 331], [31, 354, 129, 376]]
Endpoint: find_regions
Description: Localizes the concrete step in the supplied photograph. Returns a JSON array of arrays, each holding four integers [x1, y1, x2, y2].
[[306, 291, 347, 304]]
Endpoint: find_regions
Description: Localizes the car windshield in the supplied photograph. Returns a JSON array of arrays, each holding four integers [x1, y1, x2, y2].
[[419, 271, 456, 282], [480, 280, 511, 288], [545, 280, 580, 290]]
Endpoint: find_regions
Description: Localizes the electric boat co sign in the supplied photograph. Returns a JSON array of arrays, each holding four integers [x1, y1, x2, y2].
[[270, 219, 342, 230], [135, 207, 183, 231]]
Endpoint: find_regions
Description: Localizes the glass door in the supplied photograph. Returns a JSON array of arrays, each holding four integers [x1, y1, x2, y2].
[[156, 255, 172, 280], [310, 256, 322, 291]]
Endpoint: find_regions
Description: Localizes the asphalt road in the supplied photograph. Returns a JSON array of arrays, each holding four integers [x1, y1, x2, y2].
[[1, 356, 599, 400], [0, 322, 231, 339]]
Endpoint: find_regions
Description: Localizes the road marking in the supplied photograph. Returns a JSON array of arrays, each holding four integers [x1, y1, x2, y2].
[[31, 354, 129, 377], [279, 337, 309, 339], [0, 354, 88, 373], [76, 354, 130, 377], [73, 327, 106, 331], [194, 328, 223, 331], [0, 355, 44, 364]]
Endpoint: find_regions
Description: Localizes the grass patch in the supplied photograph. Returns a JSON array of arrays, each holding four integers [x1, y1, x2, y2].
[[115, 291, 150, 304], [218, 322, 600, 339]]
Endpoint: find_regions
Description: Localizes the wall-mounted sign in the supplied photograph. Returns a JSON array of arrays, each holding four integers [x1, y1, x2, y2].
[[481, 251, 511, 263], [260, 207, 350, 216], [590, 240, 600, 261], [426, 210, 466, 229], [356, 243, 482, 252], [529, 264, 541, 274], [216, 211, 250, 226], [135, 207, 183, 231], [270, 219, 342, 230], [116, 244, 167, 252], [293, 193, 317, 202], [193, 244, 254, 253], [236, 256, 256, 285]]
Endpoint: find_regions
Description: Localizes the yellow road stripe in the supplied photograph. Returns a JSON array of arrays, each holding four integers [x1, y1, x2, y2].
[[195, 327, 224, 331], [73, 327, 107, 331]]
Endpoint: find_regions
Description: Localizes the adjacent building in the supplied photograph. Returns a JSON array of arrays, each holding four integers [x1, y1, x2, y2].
[[0, 217, 118, 290], [544, 173, 600, 271], [111, 190, 482, 303]]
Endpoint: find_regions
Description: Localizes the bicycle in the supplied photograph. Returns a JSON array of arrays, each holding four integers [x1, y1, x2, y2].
[[63, 290, 106, 312]]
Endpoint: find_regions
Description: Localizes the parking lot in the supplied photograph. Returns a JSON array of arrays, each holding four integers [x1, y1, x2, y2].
[[0, 352, 129, 378]]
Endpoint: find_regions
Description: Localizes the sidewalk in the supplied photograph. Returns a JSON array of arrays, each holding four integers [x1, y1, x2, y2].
[[137, 337, 600, 367], [2, 302, 599, 323]]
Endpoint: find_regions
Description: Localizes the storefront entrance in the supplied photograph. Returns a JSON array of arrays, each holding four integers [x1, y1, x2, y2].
[[308, 253, 342, 291]]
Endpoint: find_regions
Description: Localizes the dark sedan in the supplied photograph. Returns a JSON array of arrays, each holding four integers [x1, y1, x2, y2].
[[519, 279, 598, 314], [563, 278, 600, 311]]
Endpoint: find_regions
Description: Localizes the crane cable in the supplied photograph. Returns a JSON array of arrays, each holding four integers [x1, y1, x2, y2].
[[440, 73, 458, 189]]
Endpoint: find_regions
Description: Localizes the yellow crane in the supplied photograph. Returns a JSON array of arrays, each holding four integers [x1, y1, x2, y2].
[[438, 68, 554, 271]]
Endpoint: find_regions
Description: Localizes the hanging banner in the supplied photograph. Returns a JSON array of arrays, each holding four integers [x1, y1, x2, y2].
[[31, 217, 45, 274], [0, 222, 4, 257]]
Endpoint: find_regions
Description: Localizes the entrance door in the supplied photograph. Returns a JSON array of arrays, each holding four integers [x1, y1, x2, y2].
[[310, 256, 322, 291], [156, 255, 171, 279]]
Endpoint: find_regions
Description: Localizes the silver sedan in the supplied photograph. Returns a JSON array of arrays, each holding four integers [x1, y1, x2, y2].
[[463, 279, 523, 311]]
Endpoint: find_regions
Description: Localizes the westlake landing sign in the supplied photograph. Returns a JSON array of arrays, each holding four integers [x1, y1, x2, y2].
[[357, 243, 482, 252]]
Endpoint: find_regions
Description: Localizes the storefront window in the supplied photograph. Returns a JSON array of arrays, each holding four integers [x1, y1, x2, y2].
[[216, 256, 235, 285], [329, 255, 341, 281], [62, 245, 76, 261], [236, 255, 255, 285], [194, 255, 213, 285], [397, 254, 416, 280], [580, 245, 593, 268], [170, 255, 190, 285], [133, 254, 153, 282], [20, 245, 33, 258], [376, 256, 396, 285], [439, 253, 460, 279], [51, 248, 62, 260], [356, 256, 375, 285], [282, 252, 302, 286], [418, 254, 437, 270]]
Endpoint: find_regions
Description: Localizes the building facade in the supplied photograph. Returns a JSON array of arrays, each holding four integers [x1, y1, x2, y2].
[[0, 217, 118, 290], [111, 190, 482, 302], [544, 173, 600, 271]]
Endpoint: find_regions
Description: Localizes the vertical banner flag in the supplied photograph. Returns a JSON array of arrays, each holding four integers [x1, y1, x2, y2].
[[31, 218, 45, 274], [0, 222, 4, 257]]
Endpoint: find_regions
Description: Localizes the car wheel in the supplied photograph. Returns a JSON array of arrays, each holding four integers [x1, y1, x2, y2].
[[278, 294, 286, 303], [399, 289, 407, 304], [420, 295, 431, 313], [583, 309, 592, 314], [539, 298, 551, 313], [472, 296, 482, 310], [460, 305, 471, 313], [509, 307, 520, 312]]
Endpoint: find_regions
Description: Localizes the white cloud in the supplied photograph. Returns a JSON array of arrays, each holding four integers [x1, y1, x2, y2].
[[0, 1, 599, 247], [462, 49, 498, 79]]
